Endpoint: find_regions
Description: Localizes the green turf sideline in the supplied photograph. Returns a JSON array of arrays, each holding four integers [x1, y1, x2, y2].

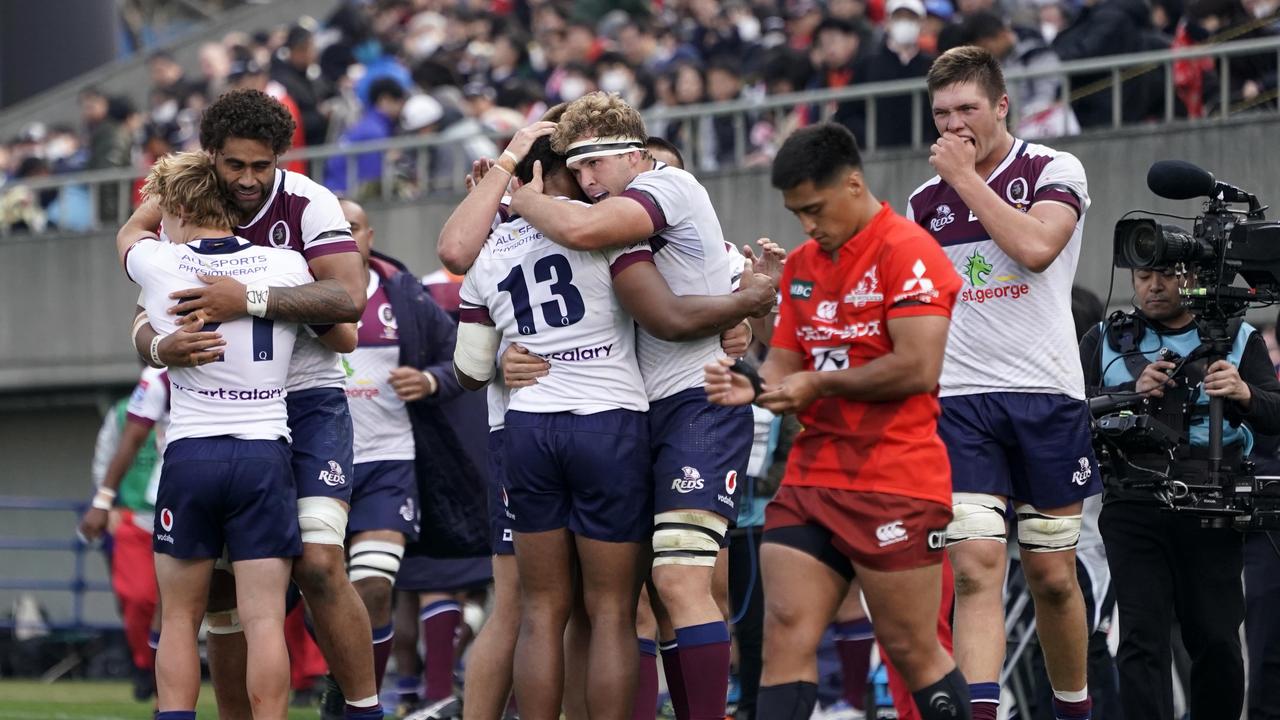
[[0, 680, 317, 719]]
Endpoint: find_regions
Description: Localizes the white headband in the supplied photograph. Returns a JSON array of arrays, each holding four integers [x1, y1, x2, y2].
[[564, 135, 645, 165]]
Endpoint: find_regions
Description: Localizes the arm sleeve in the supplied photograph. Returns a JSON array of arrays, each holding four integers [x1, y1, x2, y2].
[[621, 170, 698, 232], [299, 187, 358, 261], [1229, 331, 1280, 434], [607, 242, 655, 277], [1033, 151, 1090, 218], [885, 231, 961, 320]]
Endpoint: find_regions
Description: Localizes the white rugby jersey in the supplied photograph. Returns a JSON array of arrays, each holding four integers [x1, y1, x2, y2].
[[486, 340, 511, 431], [907, 139, 1089, 400], [237, 169, 358, 393], [459, 201, 651, 415], [620, 163, 735, 401], [343, 269, 414, 463], [126, 236, 313, 442], [124, 366, 169, 513]]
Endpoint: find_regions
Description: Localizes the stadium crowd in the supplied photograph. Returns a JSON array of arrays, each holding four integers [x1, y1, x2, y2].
[[4, 0, 1280, 232]]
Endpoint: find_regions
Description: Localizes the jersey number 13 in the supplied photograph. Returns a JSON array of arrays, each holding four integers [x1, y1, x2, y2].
[[496, 254, 585, 335]]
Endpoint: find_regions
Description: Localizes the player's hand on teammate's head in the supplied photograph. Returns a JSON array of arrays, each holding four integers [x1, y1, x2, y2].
[[464, 158, 497, 193], [704, 358, 755, 406], [169, 274, 249, 324], [720, 322, 752, 359], [501, 343, 550, 388], [157, 314, 226, 367], [503, 121, 557, 163]]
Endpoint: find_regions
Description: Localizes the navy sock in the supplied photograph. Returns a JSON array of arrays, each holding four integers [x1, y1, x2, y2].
[[970, 681, 999, 720], [756, 681, 818, 720], [912, 668, 971, 720]]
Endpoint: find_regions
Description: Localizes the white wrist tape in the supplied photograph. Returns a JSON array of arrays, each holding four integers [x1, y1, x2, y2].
[[91, 487, 116, 511], [149, 334, 165, 368], [246, 283, 270, 318], [454, 322, 500, 383]]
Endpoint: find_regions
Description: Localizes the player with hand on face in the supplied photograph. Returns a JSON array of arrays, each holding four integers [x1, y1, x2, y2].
[[908, 46, 1099, 720]]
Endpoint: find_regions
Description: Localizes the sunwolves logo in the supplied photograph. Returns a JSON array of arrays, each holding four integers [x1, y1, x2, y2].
[[962, 249, 993, 287]]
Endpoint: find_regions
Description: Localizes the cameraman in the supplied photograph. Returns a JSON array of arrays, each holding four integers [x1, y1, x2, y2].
[[1079, 266, 1280, 720]]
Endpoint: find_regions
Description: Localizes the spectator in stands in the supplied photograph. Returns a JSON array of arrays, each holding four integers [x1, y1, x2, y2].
[[963, 11, 1081, 137], [147, 50, 194, 106], [79, 87, 132, 224], [706, 56, 759, 168], [227, 50, 307, 175], [271, 24, 331, 148], [852, 0, 938, 149], [921, 0, 958, 54], [688, 0, 747, 61], [196, 42, 231, 102], [748, 47, 815, 165], [0, 156, 52, 233], [809, 17, 865, 135], [618, 18, 667, 73], [1174, 0, 1277, 117], [1054, 0, 1171, 126], [594, 51, 650, 108], [485, 29, 536, 88], [325, 77, 407, 198]]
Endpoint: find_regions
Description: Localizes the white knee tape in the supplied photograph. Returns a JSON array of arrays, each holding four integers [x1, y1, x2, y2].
[[206, 609, 242, 635], [652, 511, 727, 567], [947, 492, 1009, 545], [348, 540, 404, 584], [297, 496, 349, 546], [1015, 503, 1082, 552], [463, 600, 486, 636]]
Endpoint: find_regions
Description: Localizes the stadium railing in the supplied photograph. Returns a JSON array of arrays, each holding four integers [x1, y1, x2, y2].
[[0, 496, 114, 631], [3, 34, 1279, 237]]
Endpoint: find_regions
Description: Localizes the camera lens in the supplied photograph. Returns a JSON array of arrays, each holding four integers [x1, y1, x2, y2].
[[1129, 223, 1159, 266]]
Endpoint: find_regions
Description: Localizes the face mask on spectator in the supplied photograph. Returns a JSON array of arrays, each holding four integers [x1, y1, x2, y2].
[[888, 18, 921, 46], [1253, 0, 1277, 17], [599, 70, 633, 95], [1041, 22, 1058, 42], [46, 137, 76, 161], [560, 76, 589, 101], [736, 14, 763, 42], [153, 100, 179, 124]]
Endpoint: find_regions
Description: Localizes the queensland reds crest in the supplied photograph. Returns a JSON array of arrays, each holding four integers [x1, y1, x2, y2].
[[725, 471, 738, 494], [160, 508, 174, 532], [269, 220, 291, 248]]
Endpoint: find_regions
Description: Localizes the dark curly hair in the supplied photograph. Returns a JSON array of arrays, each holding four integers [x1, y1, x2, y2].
[[199, 88, 296, 155]]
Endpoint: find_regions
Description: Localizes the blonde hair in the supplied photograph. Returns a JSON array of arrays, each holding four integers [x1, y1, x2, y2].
[[140, 151, 238, 231], [551, 92, 647, 154]]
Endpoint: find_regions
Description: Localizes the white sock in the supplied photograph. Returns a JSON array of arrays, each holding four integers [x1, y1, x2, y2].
[[349, 694, 380, 708]]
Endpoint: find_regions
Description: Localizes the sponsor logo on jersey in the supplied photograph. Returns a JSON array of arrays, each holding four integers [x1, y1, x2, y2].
[[845, 267, 883, 307], [893, 260, 941, 304], [930, 204, 955, 232], [959, 283, 1031, 304], [790, 280, 814, 299], [875, 520, 908, 547], [546, 343, 614, 362], [1071, 457, 1093, 486], [928, 691, 959, 716], [502, 528, 513, 542], [672, 466, 705, 493], [269, 220, 291, 249], [318, 460, 347, 487], [813, 345, 850, 372], [962, 249, 993, 287], [378, 303, 398, 339], [798, 321, 881, 343], [814, 300, 839, 323], [725, 470, 738, 494], [927, 529, 947, 551]]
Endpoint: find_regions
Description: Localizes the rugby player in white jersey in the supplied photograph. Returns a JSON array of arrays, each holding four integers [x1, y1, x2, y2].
[[118, 151, 332, 720], [119, 88, 381, 719], [906, 46, 1099, 720], [446, 122, 774, 719], [499, 93, 758, 720]]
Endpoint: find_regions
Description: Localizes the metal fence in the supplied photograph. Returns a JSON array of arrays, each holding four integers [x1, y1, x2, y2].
[[4, 34, 1280, 237], [0, 496, 112, 631]]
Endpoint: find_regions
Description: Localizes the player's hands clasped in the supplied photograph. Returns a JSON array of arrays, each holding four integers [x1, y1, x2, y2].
[[743, 237, 786, 288], [157, 314, 226, 367]]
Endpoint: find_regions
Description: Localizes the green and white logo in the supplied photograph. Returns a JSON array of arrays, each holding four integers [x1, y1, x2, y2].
[[790, 280, 814, 299], [962, 249, 993, 287]]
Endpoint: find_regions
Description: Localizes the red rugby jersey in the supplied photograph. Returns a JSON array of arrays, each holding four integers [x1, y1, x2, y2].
[[771, 203, 961, 505]]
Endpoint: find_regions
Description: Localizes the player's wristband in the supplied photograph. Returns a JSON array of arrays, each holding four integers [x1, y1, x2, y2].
[[729, 358, 766, 402], [91, 487, 116, 511], [246, 283, 270, 318], [492, 159, 515, 177], [421, 370, 439, 396], [149, 334, 165, 368], [502, 149, 520, 164]]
